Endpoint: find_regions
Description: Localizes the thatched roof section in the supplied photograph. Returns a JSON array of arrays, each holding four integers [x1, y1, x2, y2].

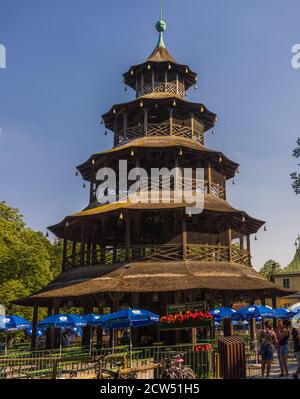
[[77, 136, 239, 181], [47, 194, 264, 238], [147, 46, 176, 63], [14, 261, 292, 307], [102, 97, 215, 132]]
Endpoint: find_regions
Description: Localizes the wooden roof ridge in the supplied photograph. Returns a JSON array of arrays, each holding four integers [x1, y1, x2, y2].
[[147, 45, 176, 63]]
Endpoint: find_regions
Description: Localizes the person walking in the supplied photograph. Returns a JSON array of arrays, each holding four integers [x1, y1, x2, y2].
[[292, 320, 300, 379], [275, 320, 290, 377], [258, 320, 277, 378]]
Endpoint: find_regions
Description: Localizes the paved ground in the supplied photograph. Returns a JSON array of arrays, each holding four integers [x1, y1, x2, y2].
[[248, 353, 299, 379]]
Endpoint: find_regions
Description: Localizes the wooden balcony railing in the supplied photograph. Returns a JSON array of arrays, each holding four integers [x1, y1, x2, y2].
[[64, 244, 251, 270], [136, 81, 185, 98], [117, 122, 204, 145]]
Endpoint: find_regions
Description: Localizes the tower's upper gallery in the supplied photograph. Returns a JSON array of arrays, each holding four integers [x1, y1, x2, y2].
[[123, 19, 197, 98]]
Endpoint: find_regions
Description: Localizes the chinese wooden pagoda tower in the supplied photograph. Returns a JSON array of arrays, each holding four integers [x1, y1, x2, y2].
[[17, 17, 289, 345]]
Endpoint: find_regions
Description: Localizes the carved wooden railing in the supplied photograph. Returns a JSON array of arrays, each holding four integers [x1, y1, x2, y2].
[[64, 244, 251, 270], [136, 81, 185, 98], [117, 122, 204, 145]]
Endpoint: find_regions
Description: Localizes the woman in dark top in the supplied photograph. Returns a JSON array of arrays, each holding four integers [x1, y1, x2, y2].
[[292, 321, 300, 379], [275, 320, 290, 377]]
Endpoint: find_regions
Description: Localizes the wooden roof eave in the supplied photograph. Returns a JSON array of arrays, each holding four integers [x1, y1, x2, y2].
[[123, 61, 197, 90], [76, 145, 238, 182], [102, 97, 216, 132], [48, 200, 264, 239]]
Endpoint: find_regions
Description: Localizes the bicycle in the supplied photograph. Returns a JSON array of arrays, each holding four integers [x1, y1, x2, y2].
[[159, 352, 196, 379]]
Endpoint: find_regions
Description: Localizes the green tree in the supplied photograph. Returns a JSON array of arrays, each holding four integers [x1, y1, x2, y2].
[[259, 259, 281, 279], [291, 137, 300, 194], [0, 201, 62, 318]]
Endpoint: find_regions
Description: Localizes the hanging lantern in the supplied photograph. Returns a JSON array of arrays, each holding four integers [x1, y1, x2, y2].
[[173, 100, 176, 107], [119, 212, 124, 220], [185, 67, 189, 73], [113, 108, 116, 114], [75, 170, 78, 176], [264, 225, 267, 232], [242, 215, 246, 222], [101, 119, 104, 125], [65, 221, 69, 228], [218, 155, 222, 163], [147, 64, 151, 70], [140, 101, 143, 107], [130, 148, 135, 157], [215, 116, 218, 123], [185, 92, 188, 97], [83, 183, 86, 188], [212, 129, 216, 134], [130, 69, 134, 75], [168, 64, 171, 70], [194, 85, 198, 90], [232, 179, 236, 185], [195, 76, 198, 81], [105, 130, 108, 135], [200, 106, 204, 112], [255, 235, 258, 241], [91, 158, 95, 165], [178, 148, 183, 156], [237, 167, 240, 174]]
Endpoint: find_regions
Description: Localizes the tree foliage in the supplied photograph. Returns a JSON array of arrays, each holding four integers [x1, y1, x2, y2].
[[0, 201, 62, 319], [291, 137, 300, 194], [259, 259, 281, 279]]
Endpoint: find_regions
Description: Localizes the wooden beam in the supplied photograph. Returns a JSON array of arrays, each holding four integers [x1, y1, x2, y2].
[[182, 212, 187, 260], [30, 303, 38, 350]]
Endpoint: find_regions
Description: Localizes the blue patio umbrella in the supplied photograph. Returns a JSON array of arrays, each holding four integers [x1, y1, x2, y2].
[[209, 307, 237, 319], [273, 308, 293, 319], [102, 308, 160, 366], [0, 315, 31, 355], [234, 305, 274, 320], [0, 315, 31, 331], [289, 305, 300, 315], [70, 327, 83, 337], [38, 314, 87, 356], [102, 308, 160, 329]]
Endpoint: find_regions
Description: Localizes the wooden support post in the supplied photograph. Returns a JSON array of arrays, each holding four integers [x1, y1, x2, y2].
[[125, 213, 131, 262], [31, 303, 38, 350], [45, 306, 53, 349], [207, 162, 212, 194], [223, 318, 233, 337], [176, 73, 179, 94], [182, 212, 187, 260], [246, 235, 251, 253], [100, 219, 106, 264], [80, 223, 85, 267], [164, 70, 168, 91], [249, 318, 256, 343], [169, 108, 173, 135], [190, 113, 194, 139], [152, 70, 155, 91], [62, 233, 68, 271], [141, 72, 144, 95], [191, 328, 197, 345], [72, 240, 77, 266], [144, 108, 148, 135], [123, 112, 127, 141], [228, 228, 232, 262]]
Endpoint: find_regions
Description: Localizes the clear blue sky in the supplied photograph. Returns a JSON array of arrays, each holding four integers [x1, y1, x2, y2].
[[0, 0, 299, 269]]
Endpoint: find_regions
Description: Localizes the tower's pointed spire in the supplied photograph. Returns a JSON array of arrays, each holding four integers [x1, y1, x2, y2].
[[156, 0, 167, 48]]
